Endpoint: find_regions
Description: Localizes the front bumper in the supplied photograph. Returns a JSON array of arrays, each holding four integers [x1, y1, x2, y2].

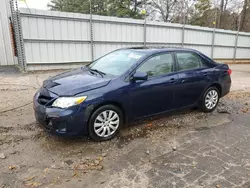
[[33, 91, 90, 136]]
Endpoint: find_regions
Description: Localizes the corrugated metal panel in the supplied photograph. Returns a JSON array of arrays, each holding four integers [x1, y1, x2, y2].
[[0, 0, 15, 66], [18, 8, 250, 70], [93, 21, 143, 42], [27, 63, 85, 71], [184, 29, 212, 45], [146, 25, 182, 43], [213, 47, 234, 59], [236, 48, 250, 59], [183, 45, 212, 57], [238, 35, 250, 48], [94, 43, 142, 58], [21, 8, 91, 64], [214, 32, 236, 46], [25, 42, 91, 64], [0, 18, 8, 65]]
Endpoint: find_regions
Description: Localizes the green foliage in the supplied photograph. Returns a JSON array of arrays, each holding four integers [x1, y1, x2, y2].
[[48, 0, 143, 19], [194, 0, 211, 15], [190, 0, 213, 26], [47, 0, 250, 32]]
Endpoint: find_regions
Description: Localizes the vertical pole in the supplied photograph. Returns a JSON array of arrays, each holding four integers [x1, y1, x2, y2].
[[143, 19, 146, 47], [17, 10, 27, 72], [89, 0, 94, 61], [143, 0, 146, 47], [11, 0, 21, 69], [233, 15, 241, 62], [181, 25, 185, 47], [10, 0, 18, 56], [211, 9, 217, 59], [181, 0, 186, 47], [234, 32, 239, 62], [12, 0, 27, 72], [211, 27, 215, 59]]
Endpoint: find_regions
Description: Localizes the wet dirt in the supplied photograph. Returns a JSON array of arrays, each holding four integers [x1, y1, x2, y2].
[[1, 68, 250, 187]]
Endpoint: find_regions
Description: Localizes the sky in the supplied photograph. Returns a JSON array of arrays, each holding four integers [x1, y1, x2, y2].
[[18, 0, 50, 10]]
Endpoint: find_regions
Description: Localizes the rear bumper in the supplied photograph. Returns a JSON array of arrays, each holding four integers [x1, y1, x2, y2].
[[33, 91, 90, 136]]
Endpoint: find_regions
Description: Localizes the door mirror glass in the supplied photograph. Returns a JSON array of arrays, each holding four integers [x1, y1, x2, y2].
[[132, 71, 148, 81]]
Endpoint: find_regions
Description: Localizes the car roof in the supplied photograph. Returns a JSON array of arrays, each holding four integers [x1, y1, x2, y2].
[[124, 46, 200, 54]]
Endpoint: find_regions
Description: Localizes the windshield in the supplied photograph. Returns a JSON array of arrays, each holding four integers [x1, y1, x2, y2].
[[88, 49, 146, 76]]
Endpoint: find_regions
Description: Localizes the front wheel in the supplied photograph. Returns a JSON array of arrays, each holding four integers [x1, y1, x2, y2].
[[88, 105, 123, 141], [200, 87, 220, 113]]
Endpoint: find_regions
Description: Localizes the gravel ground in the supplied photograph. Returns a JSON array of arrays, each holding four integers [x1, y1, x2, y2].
[[0, 65, 250, 188]]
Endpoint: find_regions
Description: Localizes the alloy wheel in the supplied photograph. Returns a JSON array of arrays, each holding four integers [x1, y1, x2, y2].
[[205, 89, 219, 110], [93, 110, 120, 138]]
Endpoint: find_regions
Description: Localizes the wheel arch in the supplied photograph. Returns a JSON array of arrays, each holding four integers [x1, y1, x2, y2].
[[88, 101, 127, 124], [198, 82, 222, 104], [208, 83, 222, 97]]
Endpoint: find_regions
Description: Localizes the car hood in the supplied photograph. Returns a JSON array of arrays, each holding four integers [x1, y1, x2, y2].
[[43, 68, 111, 96]]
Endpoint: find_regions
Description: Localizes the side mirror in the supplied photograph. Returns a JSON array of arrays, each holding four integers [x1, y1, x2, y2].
[[132, 71, 148, 81]]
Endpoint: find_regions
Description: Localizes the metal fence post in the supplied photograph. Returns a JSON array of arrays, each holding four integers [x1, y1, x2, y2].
[[16, 10, 27, 72], [181, 25, 185, 47], [233, 15, 241, 62], [89, 0, 94, 62], [10, 0, 27, 72], [143, 19, 146, 47], [233, 32, 239, 62], [211, 27, 216, 59], [10, 0, 22, 69], [143, 0, 147, 47]]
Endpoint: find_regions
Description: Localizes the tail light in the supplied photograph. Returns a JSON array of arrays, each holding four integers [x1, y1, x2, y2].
[[227, 69, 232, 75]]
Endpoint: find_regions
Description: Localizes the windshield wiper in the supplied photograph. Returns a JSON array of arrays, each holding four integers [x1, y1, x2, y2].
[[89, 68, 106, 77]]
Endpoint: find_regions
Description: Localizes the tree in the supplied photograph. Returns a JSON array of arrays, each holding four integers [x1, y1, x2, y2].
[[48, 0, 91, 14], [147, 0, 180, 22], [48, 0, 143, 19], [239, 0, 248, 31], [106, 0, 143, 18], [48, 0, 250, 32], [189, 0, 212, 26], [217, 0, 224, 28]]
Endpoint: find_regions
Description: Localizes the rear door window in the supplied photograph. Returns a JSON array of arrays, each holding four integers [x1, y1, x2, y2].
[[176, 52, 202, 71]]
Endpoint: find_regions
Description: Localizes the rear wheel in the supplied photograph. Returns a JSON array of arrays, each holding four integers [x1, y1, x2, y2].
[[200, 87, 220, 112], [88, 105, 123, 141]]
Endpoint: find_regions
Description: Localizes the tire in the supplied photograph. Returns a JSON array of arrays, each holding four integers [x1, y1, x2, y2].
[[200, 86, 220, 113], [88, 105, 123, 141]]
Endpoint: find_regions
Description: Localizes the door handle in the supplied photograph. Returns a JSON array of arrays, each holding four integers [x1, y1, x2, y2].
[[170, 78, 175, 83], [203, 72, 208, 76]]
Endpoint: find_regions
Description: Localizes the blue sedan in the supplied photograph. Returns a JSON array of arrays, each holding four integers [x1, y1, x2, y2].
[[33, 47, 232, 141]]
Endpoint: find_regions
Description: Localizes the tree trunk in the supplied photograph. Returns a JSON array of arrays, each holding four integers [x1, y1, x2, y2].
[[134, 0, 137, 12], [224, 0, 228, 11], [240, 0, 247, 31], [218, 0, 224, 28]]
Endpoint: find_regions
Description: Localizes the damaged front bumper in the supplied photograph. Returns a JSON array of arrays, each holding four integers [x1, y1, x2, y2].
[[33, 90, 90, 136]]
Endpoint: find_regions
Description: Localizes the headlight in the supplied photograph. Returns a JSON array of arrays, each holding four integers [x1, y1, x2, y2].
[[52, 96, 87, 108]]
